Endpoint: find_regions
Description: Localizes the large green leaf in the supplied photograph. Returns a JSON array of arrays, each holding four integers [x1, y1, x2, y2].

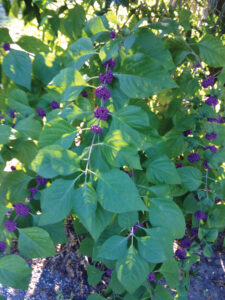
[[38, 117, 78, 149], [118, 211, 138, 229], [145, 155, 181, 185], [18, 227, 56, 259], [138, 227, 173, 263], [0, 255, 31, 289], [12, 140, 38, 166], [132, 28, 175, 69], [159, 259, 179, 288], [61, 5, 85, 40], [99, 235, 127, 260], [0, 27, 13, 43], [17, 35, 49, 54], [153, 285, 173, 300], [49, 68, 88, 102], [7, 89, 33, 115], [116, 53, 177, 98], [86, 265, 104, 286], [0, 171, 32, 202], [177, 167, 202, 191], [198, 34, 225, 67], [149, 198, 185, 238], [97, 169, 147, 213], [38, 179, 75, 226], [68, 37, 97, 69], [0, 124, 11, 145], [3, 50, 32, 90], [73, 183, 113, 241], [116, 245, 149, 294], [15, 117, 42, 140], [33, 54, 61, 84], [31, 145, 80, 178]]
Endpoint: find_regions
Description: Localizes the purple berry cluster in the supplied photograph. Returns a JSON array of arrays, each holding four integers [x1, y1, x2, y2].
[[3, 43, 10, 51], [99, 70, 114, 85], [13, 203, 30, 217], [148, 272, 155, 282], [201, 76, 215, 88], [36, 175, 48, 186], [205, 96, 218, 106], [175, 248, 186, 259], [205, 133, 217, 140], [188, 153, 200, 162], [207, 114, 222, 123], [29, 187, 38, 199], [9, 109, 16, 119], [194, 210, 207, 221], [103, 58, 116, 69], [183, 129, 192, 137], [90, 125, 102, 134], [36, 108, 46, 118], [204, 145, 217, 153], [0, 241, 7, 252], [4, 220, 17, 232], [203, 160, 211, 170], [110, 30, 116, 39], [95, 86, 111, 102], [179, 237, 191, 249], [94, 107, 109, 121], [50, 101, 59, 109]]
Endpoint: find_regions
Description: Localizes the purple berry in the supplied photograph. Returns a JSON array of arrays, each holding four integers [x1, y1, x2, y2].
[[95, 86, 111, 102], [183, 129, 192, 137], [13, 203, 30, 217], [175, 249, 186, 259], [148, 272, 155, 282], [176, 163, 184, 168], [36, 175, 48, 186], [204, 146, 217, 153], [106, 269, 113, 276], [9, 109, 16, 119], [81, 90, 88, 98], [192, 227, 199, 237], [29, 187, 38, 199], [103, 58, 116, 69], [215, 198, 221, 204], [10, 166, 16, 171], [188, 153, 200, 162], [3, 43, 10, 51], [205, 96, 218, 106], [203, 160, 211, 170], [194, 194, 200, 201], [131, 222, 145, 234], [4, 220, 17, 232], [50, 101, 59, 109], [94, 107, 109, 121], [99, 71, 114, 85], [110, 30, 116, 39], [201, 76, 215, 88], [90, 125, 102, 134], [205, 133, 217, 140], [180, 237, 191, 249], [195, 63, 201, 68], [0, 241, 7, 252], [36, 108, 46, 118], [194, 210, 207, 221]]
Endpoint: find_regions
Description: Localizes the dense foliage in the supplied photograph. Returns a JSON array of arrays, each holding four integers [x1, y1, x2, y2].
[[0, 0, 225, 299]]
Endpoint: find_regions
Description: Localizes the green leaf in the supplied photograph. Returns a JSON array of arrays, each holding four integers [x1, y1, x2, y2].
[[97, 169, 147, 213], [18, 227, 56, 259], [159, 259, 179, 288], [99, 39, 121, 62], [73, 183, 113, 241], [99, 236, 127, 260], [31, 145, 80, 178], [118, 211, 138, 229], [0, 124, 11, 145], [145, 155, 181, 185], [15, 117, 42, 140], [49, 68, 88, 102], [38, 179, 75, 226], [12, 140, 38, 166], [150, 20, 179, 34], [132, 28, 175, 69], [149, 198, 185, 238], [85, 16, 105, 36], [177, 167, 202, 191], [33, 54, 61, 84], [78, 237, 94, 256], [153, 285, 173, 300], [0, 255, 31, 289], [3, 50, 32, 90], [7, 88, 33, 116], [61, 5, 85, 40], [116, 245, 149, 294], [87, 265, 104, 286], [0, 204, 9, 226], [0, 27, 13, 43], [198, 34, 225, 67], [40, 221, 67, 245], [0, 171, 32, 202], [116, 53, 177, 98], [109, 270, 126, 294], [68, 37, 97, 69], [138, 227, 173, 263], [17, 36, 49, 54], [38, 117, 78, 149]]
